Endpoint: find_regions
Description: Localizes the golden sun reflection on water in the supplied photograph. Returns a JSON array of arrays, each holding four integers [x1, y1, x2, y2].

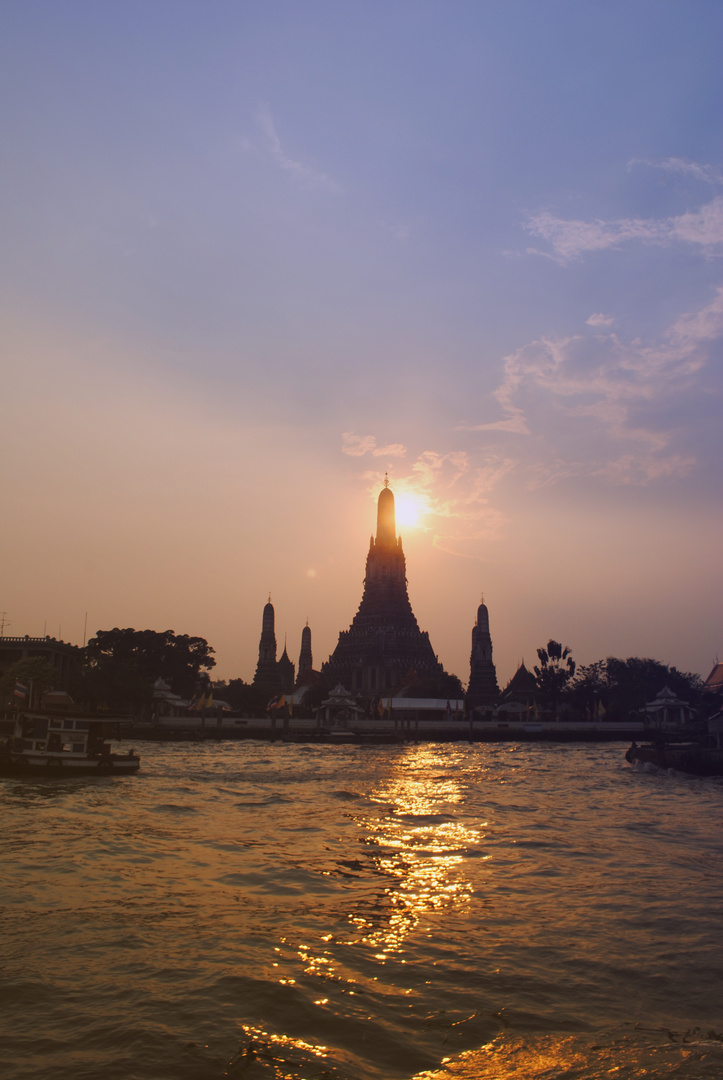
[[228, 1024, 331, 1077], [409, 1030, 723, 1080], [350, 746, 487, 956], [244, 749, 491, 1078], [277, 748, 487, 1003]]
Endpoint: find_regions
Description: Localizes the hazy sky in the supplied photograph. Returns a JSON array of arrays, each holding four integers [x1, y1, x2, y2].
[[2, 1, 721, 687]]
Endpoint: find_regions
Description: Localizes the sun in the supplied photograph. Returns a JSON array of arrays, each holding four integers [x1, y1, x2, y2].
[[394, 494, 428, 529]]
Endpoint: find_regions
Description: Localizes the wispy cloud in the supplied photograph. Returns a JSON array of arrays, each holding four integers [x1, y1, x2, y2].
[[342, 433, 406, 458], [586, 313, 615, 327], [355, 448, 515, 557], [410, 450, 515, 554], [526, 195, 723, 263], [670, 290, 723, 349], [256, 106, 338, 191], [473, 287, 723, 486], [592, 453, 696, 485], [462, 414, 530, 435], [628, 156, 723, 186]]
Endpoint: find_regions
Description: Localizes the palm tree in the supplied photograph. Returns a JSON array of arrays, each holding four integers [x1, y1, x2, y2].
[[534, 640, 576, 719]]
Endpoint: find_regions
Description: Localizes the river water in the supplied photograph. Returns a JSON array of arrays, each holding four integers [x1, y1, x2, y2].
[[2, 740, 723, 1080]]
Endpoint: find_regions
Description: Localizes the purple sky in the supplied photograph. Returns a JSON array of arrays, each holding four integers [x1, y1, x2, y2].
[[2, 2, 721, 686]]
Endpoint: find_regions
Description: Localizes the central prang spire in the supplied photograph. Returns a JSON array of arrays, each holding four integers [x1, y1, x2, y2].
[[321, 479, 445, 694], [375, 477, 397, 548]]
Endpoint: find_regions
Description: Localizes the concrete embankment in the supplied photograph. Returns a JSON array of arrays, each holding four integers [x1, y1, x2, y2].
[[126, 717, 645, 744]]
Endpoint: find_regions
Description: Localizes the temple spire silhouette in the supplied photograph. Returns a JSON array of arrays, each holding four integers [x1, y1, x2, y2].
[[322, 481, 445, 694], [298, 621, 313, 681], [253, 596, 281, 697], [466, 594, 499, 710]]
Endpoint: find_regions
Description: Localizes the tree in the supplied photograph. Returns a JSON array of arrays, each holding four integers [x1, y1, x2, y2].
[[224, 678, 270, 716], [400, 672, 465, 700], [534, 640, 576, 717], [571, 657, 707, 721], [296, 678, 331, 717], [0, 658, 58, 709], [567, 660, 607, 718], [80, 658, 153, 717], [84, 628, 216, 716]]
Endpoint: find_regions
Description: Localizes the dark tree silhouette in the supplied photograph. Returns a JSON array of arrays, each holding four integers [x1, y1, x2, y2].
[[534, 640, 576, 717], [571, 657, 707, 721], [83, 628, 216, 715], [224, 678, 270, 716], [0, 658, 58, 708], [400, 672, 465, 700]]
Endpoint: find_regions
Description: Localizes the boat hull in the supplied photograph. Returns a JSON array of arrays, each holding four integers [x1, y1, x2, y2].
[[1, 712, 141, 777], [626, 742, 723, 777], [0, 753, 140, 777]]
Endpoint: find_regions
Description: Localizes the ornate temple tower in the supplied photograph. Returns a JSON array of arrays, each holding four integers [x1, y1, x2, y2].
[[466, 596, 499, 709], [322, 479, 445, 694], [277, 641, 295, 694], [298, 622, 313, 681], [253, 597, 281, 696]]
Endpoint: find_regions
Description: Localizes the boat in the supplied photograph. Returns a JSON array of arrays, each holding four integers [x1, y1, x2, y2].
[[624, 686, 723, 777], [625, 713, 723, 777], [0, 712, 140, 776]]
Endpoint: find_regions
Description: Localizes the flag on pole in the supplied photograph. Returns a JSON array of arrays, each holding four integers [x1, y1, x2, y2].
[[188, 690, 211, 712], [14, 681, 28, 700]]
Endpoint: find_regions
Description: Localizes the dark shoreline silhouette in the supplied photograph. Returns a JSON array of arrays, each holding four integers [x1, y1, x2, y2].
[[126, 718, 644, 745]]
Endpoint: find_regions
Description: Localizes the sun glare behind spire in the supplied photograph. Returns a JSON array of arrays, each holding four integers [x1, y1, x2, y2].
[[394, 493, 428, 529]]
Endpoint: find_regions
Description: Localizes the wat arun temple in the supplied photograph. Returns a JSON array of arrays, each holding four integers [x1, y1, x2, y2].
[[321, 478, 445, 695], [254, 479, 500, 709]]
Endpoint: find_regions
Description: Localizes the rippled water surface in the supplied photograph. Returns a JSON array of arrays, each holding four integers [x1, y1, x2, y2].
[[2, 741, 723, 1079]]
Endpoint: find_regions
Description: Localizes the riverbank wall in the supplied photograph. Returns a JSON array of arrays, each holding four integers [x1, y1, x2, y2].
[[126, 717, 645, 744]]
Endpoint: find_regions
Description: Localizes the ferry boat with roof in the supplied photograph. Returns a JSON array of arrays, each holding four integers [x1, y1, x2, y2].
[[0, 712, 140, 776], [625, 691, 723, 777]]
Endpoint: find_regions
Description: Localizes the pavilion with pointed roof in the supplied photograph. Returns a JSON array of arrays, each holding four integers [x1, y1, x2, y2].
[[704, 661, 723, 697], [499, 661, 537, 707]]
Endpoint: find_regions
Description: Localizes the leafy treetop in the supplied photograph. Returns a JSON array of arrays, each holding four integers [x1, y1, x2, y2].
[[570, 656, 708, 720], [85, 628, 215, 699], [0, 658, 59, 704], [534, 639, 576, 714]]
